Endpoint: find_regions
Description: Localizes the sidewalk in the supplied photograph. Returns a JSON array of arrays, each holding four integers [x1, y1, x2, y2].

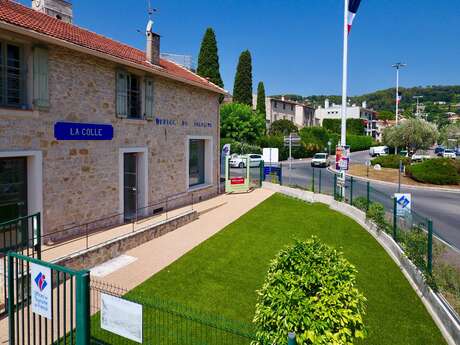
[[0, 188, 274, 343]]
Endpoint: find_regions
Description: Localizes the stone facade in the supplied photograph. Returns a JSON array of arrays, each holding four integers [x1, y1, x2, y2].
[[0, 35, 220, 237]]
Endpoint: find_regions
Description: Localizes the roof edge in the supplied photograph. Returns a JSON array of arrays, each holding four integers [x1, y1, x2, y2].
[[0, 21, 226, 95]]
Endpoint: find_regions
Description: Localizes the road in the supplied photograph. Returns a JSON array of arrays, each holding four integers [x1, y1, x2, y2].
[[277, 151, 460, 249]]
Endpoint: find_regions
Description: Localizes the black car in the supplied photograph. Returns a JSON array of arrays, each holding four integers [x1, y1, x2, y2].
[[434, 146, 445, 156]]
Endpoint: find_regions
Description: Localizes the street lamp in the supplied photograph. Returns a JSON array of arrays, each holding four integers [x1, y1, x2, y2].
[[392, 62, 406, 154], [413, 95, 423, 117]]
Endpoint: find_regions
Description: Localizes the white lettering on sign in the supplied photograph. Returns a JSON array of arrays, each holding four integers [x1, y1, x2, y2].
[[70, 127, 103, 136]]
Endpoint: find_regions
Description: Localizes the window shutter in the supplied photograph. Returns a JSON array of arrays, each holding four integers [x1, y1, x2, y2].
[[33, 46, 49, 108], [144, 78, 154, 120], [116, 70, 128, 118]]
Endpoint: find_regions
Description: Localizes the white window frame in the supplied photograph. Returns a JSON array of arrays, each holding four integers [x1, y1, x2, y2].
[[118, 147, 149, 219], [186, 135, 213, 191]]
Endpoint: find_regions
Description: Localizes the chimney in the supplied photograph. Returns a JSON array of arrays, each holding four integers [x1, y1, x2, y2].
[[325, 98, 330, 109], [146, 20, 160, 65], [32, 0, 73, 23]]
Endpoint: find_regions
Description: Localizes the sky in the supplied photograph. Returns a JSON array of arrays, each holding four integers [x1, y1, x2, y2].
[[19, 0, 460, 96]]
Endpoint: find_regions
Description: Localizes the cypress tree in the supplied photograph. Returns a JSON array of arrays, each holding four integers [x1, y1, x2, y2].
[[256, 81, 266, 116], [197, 28, 224, 90], [233, 50, 253, 106]]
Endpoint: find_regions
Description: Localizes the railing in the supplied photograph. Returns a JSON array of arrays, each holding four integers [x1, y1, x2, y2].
[[89, 279, 259, 345]]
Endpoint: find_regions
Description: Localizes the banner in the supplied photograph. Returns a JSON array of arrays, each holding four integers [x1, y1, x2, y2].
[[335, 145, 350, 171]]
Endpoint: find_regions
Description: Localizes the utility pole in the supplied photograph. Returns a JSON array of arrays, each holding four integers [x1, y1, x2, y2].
[[413, 95, 423, 117], [392, 62, 406, 154]]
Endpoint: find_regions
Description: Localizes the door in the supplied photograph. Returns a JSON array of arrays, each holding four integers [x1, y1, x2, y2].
[[0, 157, 28, 223], [123, 153, 138, 221]]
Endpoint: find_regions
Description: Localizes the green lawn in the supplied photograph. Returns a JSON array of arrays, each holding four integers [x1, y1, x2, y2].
[[96, 194, 445, 345]]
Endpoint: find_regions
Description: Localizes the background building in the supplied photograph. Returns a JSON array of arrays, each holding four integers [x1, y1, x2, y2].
[[264, 96, 315, 128]]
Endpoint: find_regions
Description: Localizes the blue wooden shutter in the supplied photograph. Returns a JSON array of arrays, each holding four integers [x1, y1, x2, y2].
[[144, 77, 154, 120], [33, 46, 49, 108], [116, 70, 128, 118]]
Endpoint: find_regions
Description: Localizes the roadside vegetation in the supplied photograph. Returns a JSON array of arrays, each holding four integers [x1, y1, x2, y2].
[[406, 158, 460, 185], [110, 194, 445, 345]]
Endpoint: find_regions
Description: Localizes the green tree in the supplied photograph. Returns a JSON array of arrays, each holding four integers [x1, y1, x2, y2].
[[256, 81, 266, 116], [378, 110, 395, 121], [439, 122, 460, 147], [220, 103, 265, 143], [233, 50, 253, 105], [197, 28, 223, 90], [383, 119, 438, 152], [269, 119, 297, 136]]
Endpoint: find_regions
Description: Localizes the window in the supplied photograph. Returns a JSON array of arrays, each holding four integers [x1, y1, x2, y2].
[[291, 105, 294, 111], [0, 42, 25, 108], [189, 139, 205, 187], [116, 71, 142, 119], [283, 103, 286, 110], [274, 101, 278, 108]]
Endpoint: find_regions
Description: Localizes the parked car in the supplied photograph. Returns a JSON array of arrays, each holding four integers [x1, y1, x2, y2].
[[411, 150, 431, 162], [456, 148, 460, 157], [369, 146, 389, 157], [443, 149, 457, 159], [311, 153, 330, 168], [435, 146, 445, 156], [229, 154, 263, 168]]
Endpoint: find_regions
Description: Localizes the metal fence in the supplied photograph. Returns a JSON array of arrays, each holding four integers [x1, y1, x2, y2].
[[89, 279, 259, 345], [275, 164, 460, 318]]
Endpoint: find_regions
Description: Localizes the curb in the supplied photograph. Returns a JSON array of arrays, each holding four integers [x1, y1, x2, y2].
[[262, 182, 460, 345], [327, 167, 460, 194]]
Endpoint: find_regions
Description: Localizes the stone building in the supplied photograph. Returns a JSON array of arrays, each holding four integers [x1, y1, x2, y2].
[[0, 0, 224, 238], [265, 96, 316, 128]]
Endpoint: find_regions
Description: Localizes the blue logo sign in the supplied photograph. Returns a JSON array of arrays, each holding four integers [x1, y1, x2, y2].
[[34, 272, 48, 292], [397, 195, 410, 209], [54, 122, 114, 140]]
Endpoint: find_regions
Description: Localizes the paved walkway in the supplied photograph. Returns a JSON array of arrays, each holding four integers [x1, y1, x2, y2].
[[0, 188, 274, 343]]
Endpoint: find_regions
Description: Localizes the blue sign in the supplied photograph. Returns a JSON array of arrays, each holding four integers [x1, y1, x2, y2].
[[54, 122, 114, 140]]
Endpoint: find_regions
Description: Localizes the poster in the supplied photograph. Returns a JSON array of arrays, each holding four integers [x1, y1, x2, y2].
[[335, 145, 350, 171], [101, 293, 143, 343], [31, 263, 52, 319]]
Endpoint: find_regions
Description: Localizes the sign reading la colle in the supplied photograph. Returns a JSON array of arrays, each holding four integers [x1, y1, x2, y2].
[[54, 122, 114, 140]]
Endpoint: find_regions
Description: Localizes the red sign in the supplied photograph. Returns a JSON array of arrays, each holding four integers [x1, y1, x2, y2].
[[230, 177, 245, 185]]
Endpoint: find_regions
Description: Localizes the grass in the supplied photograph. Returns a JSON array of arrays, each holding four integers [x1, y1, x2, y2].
[[93, 194, 446, 345]]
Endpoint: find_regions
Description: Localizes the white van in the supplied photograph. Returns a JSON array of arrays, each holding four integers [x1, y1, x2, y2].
[[369, 146, 389, 157]]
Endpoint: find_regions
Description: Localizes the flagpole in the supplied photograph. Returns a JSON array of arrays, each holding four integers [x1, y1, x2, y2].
[[340, 0, 349, 198]]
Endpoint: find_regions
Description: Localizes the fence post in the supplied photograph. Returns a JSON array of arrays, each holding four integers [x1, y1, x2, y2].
[[8, 254, 15, 345], [311, 168, 315, 193], [36, 212, 42, 259], [427, 219, 433, 275], [259, 161, 264, 187], [319, 169, 322, 194], [366, 181, 370, 211], [393, 197, 397, 241], [333, 174, 337, 200], [288, 332, 296, 345], [76, 270, 90, 345], [350, 176, 354, 205]]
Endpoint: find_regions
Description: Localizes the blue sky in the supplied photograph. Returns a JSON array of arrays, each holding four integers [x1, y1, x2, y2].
[[19, 0, 460, 96]]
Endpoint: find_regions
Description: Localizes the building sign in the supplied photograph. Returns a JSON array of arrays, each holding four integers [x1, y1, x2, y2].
[[54, 122, 114, 140], [155, 117, 213, 128], [31, 263, 52, 319], [335, 145, 350, 171], [394, 193, 411, 216], [101, 293, 143, 343]]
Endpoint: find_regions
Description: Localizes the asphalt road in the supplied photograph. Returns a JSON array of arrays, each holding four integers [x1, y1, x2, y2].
[[278, 151, 460, 249]]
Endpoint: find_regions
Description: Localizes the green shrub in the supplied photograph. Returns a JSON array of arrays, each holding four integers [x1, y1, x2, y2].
[[371, 155, 410, 169], [347, 135, 374, 152], [399, 226, 428, 272], [253, 238, 366, 345], [353, 196, 368, 211], [323, 119, 365, 136], [406, 159, 459, 185], [366, 202, 388, 233]]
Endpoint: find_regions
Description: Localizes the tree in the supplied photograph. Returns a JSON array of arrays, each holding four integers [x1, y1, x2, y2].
[[378, 110, 395, 121], [256, 81, 266, 116], [269, 119, 298, 136], [383, 119, 438, 152], [197, 28, 223, 90], [440, 122, 460, 147], [322, 119, 365, 135], [220, 103, 265, 143], [233, 50, 253, 105]]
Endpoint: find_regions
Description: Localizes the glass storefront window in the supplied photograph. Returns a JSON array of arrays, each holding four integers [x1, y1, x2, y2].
[[189, 139, 205, 187]]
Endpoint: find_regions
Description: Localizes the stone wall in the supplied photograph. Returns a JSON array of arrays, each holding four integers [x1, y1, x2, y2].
[[0, 37, 220, 237]]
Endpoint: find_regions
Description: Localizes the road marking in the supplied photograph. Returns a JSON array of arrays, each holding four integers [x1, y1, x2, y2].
[[90, 255, 138, 277]]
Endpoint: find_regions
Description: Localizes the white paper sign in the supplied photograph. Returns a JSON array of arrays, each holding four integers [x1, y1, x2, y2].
[[31, 263, 52, 319], [101, 293, 143, 343], [394, 193, 412, 216]]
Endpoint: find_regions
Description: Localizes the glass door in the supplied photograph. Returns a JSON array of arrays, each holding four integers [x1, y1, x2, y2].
[[0, 157, 27, 223], [123, 153, 138, 221]]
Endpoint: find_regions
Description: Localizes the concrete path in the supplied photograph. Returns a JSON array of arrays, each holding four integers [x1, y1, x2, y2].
[[0, 188, 274, 343]]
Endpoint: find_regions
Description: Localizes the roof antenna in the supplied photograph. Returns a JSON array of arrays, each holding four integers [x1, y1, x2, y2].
[[147, 0, 157, 20]]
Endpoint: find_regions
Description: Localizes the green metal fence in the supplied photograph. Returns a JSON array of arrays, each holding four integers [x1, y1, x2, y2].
[[6, 251, 90, 345], [89, 279, 259, 345]]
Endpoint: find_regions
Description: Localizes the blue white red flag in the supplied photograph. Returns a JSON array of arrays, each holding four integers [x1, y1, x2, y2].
[[348, 0, 362, 33]]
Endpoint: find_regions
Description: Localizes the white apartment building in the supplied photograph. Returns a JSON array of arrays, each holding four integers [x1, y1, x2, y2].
[[314, 99, 377, 138]]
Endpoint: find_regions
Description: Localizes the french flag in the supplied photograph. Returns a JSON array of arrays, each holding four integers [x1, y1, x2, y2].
[[348, 0, 362, 33]]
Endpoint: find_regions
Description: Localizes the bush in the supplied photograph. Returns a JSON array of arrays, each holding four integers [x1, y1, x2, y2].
[[353, 196, 368, 211], [220, 138, 261, 154], [366, 202, 388, 233], [347, 135, 374, 152], [371, 155, 410, 169], [399, 226, 428, 272], [323, 119, 365, 136], [253, 238, 366, 345], [406, 159, 459, 185]]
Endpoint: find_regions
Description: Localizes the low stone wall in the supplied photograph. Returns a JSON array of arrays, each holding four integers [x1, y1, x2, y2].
[[54, 210, 197, 271], [262, 181, 460, 345]]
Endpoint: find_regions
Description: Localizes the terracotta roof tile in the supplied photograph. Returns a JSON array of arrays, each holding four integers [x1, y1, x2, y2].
[[0, 0, 223, 93]]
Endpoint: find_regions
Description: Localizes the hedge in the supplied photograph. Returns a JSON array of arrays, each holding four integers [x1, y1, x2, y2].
[[347, 134, 374, 152], [323, 118, 365, 136], [371, 155, 410, 169], [253, 238, 366, 345], [406, 158, 460, 185]]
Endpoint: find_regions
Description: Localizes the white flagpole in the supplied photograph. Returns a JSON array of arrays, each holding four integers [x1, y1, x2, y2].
[[340, 0, 349, 198]]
